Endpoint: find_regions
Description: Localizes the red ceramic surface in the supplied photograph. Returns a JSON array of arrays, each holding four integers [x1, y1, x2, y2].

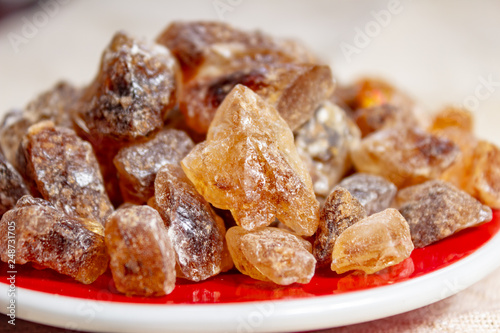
[[1, 211, 499, 305]]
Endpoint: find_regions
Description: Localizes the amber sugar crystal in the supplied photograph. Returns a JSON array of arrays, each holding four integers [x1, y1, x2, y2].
[[351, 127, 460, 188], [181, 85, 319, 236], [0, 196, 108, 284], [429, 107, 474, 133], [105, 205, 176, 297], [330, 208, 414, 274], [345, 78, 414, 112], [353, 103, 419, 138], [226, 226, 316, 285], [467, 141, 500, 209]]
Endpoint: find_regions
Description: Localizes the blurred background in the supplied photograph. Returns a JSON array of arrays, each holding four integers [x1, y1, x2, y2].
[[0, 0, 499, 143]]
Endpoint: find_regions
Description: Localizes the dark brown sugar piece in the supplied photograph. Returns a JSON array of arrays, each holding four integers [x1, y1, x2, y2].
[[396, 180, 493, 248], [114, 129, 194, 204], [226, 226, 316, 285], [20, 121, 113, 225], [351, 127, 460, 188], [0, 152, 29, 217], [181, 85, 319, 236], [74, 31, 178, 145], [156, 21, 318, 82], [154, 163, 226, 281], [0, 82, 80, 166], [0, 195, 108, 284], [180, 63, 334, 133], [105, 205, 176, 296], [339, 173, 397, 216], [313, 187, 367, 267], [295, 101, 360, 197]]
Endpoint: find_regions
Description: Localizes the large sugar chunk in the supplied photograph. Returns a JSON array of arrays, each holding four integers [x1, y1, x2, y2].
[[339, 173, 397, 215], [181, 85, 319, 236], [226, 226, 316, 285], [313, 187, 366, 267], [331, 208, 414, 274], [396, 180, 493, 248], [351, 127, 460, 188], [74, 31, 178, 146], [105, 206, 176, 296], [114, 129, 194, 204], [0, 153, 29, 217], [180, 63, 334, 133], [295, 101, 360, 197], [156, 21, 318, 82], [154, 163, 227, 281], [0, 82, 79, 166], [20, 121, 113, 225], [0, 196, 108, 284]]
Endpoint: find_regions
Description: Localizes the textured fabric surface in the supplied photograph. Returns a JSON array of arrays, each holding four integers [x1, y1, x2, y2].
[[321, 267, 500, 333]]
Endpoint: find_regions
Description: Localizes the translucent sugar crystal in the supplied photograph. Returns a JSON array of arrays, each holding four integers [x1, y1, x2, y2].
[[339, 173, 397, 215], [344, 78, 414, 112], [114, 129, 194, 204], [430, 112, 500, 208], [313, 187, 366, 267], [396, 180, 493, 248], [295, 101, 361, 197], [105, 206, 176, 296], [20, 121, 113, 225], [429, 107, 474, 132], [155, 163, 228, 281], [226, 226, 316, 285], [156, 21, 318, 82], [0, 82, 79, 166], [351, 127, 460, 188], [436, 129, 477, 192], [74, 31, 178, 146], [181, 85, 319, 236], [466, 141, 500, 209], [0, 195, 108, 284], [353, 104, 419, 137], [331, 208, 414, 274], [0, 152, 29, 217], [180, 63, 334, 134]]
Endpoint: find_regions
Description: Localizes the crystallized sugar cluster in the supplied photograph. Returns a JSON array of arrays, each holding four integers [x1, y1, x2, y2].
[[0, 22, 498, 295]]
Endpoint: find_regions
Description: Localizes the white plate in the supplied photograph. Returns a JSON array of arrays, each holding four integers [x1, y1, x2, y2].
[[1, 227, 500, 333]]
